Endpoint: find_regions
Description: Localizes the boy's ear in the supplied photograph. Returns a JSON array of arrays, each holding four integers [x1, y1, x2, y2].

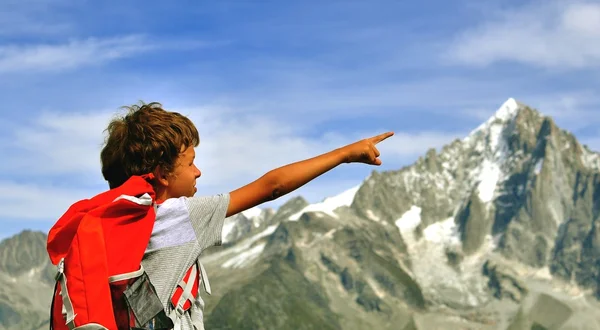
[[153, 166, 169, 187]]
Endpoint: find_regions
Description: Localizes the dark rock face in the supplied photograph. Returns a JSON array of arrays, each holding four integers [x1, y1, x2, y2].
[[458, 190, 491, 255], [482, 260, 528, 303]]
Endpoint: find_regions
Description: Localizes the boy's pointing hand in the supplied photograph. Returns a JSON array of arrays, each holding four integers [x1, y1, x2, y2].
[[341, 131, 394, 166]]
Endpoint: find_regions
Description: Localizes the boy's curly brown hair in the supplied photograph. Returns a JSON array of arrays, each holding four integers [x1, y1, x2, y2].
[[100, 102, 200, 189]]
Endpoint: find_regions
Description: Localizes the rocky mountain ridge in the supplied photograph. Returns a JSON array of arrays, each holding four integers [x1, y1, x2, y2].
[[0, 231, 54, 330]]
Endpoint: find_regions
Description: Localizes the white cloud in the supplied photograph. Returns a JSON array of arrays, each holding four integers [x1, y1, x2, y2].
[[189, 109, 342, 187], [528, 92, 600, 122], [0, 35, 159, 73], [376, 131, 461, 156], [1, 110, 113, 176], [0, 103, 461, 222], [0, 181, 93, 220], [448, 1, 600, 69]]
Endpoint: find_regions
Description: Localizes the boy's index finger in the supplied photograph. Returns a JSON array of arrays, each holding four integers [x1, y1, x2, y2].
[[371, 131, 394, 144]]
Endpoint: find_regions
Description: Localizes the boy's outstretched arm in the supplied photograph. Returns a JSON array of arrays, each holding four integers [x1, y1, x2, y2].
[[226, 132, 394, 217]]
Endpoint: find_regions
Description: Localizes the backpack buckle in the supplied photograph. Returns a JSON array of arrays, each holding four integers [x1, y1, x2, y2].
[[55, 258, 65, 281]]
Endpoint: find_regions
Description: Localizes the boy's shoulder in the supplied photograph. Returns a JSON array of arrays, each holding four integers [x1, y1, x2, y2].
[[157, 193, 230, 205], [155, 193, 230, 216]]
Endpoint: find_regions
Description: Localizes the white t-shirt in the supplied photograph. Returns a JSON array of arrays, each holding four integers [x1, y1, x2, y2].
[[142, 194, 230, 330]]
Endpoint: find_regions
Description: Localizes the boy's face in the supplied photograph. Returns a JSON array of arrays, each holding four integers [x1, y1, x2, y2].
[[163, 145, 201, 199]]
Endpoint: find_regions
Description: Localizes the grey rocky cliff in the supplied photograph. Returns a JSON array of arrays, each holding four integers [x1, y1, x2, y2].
[[0, 231, 54, 330], [222, 213, 254, 244], [353, 99, 600, 297], [270, 196, 309, 223], [458, 190, 491, 255], [550, 171, 600, 296], [0, 230, 54, 285], [482, 259, 528, 303]]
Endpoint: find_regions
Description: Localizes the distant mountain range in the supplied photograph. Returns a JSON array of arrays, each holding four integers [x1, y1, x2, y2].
[[0, 230, 53, 330], [3, 98, 600, 329]]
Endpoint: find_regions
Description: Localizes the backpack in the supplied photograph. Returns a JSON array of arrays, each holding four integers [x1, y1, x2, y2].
[[46, 174, 174, 330]]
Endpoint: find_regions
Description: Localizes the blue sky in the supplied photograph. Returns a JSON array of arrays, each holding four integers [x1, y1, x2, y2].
[[1, 0, 599, 239]]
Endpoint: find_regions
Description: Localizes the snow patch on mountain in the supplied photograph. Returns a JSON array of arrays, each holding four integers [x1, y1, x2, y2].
[[395, 206, 493, 308], [477, 159, 502, 203], [422, 217, 461, 246], [222, 243, 266, 268], [232, 225, 277, 254], [534, 159, 544, 174], [366, 209, 381, 222], [222, 207, 275, 244], [220, 225, 277, 268], [395, 206, 422, 233], [242, 206, 262, 219], [289, 185, 360, 221], [204, 224, 279, 267], [581, 146, 600, 170], [222, 220, 237, 243]]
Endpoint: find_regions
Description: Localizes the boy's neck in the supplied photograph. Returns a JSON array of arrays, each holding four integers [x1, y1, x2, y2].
[[154, 187, 169, 202]]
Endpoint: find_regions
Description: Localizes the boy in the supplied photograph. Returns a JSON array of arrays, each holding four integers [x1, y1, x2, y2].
[[53, 102, 393, 330]]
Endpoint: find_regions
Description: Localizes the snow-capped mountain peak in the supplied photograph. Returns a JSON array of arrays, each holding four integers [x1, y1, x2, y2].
[[465, 97, 522, 146], [462, 98, 526, 204], [493, 97, 521, 122], [289, 185, 360, 221]]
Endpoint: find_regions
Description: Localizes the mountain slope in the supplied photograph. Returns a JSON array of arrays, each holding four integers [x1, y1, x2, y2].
[[202, 98, 600, 329], [354, 99, 600, 287], [0, 231, 54, 330]]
